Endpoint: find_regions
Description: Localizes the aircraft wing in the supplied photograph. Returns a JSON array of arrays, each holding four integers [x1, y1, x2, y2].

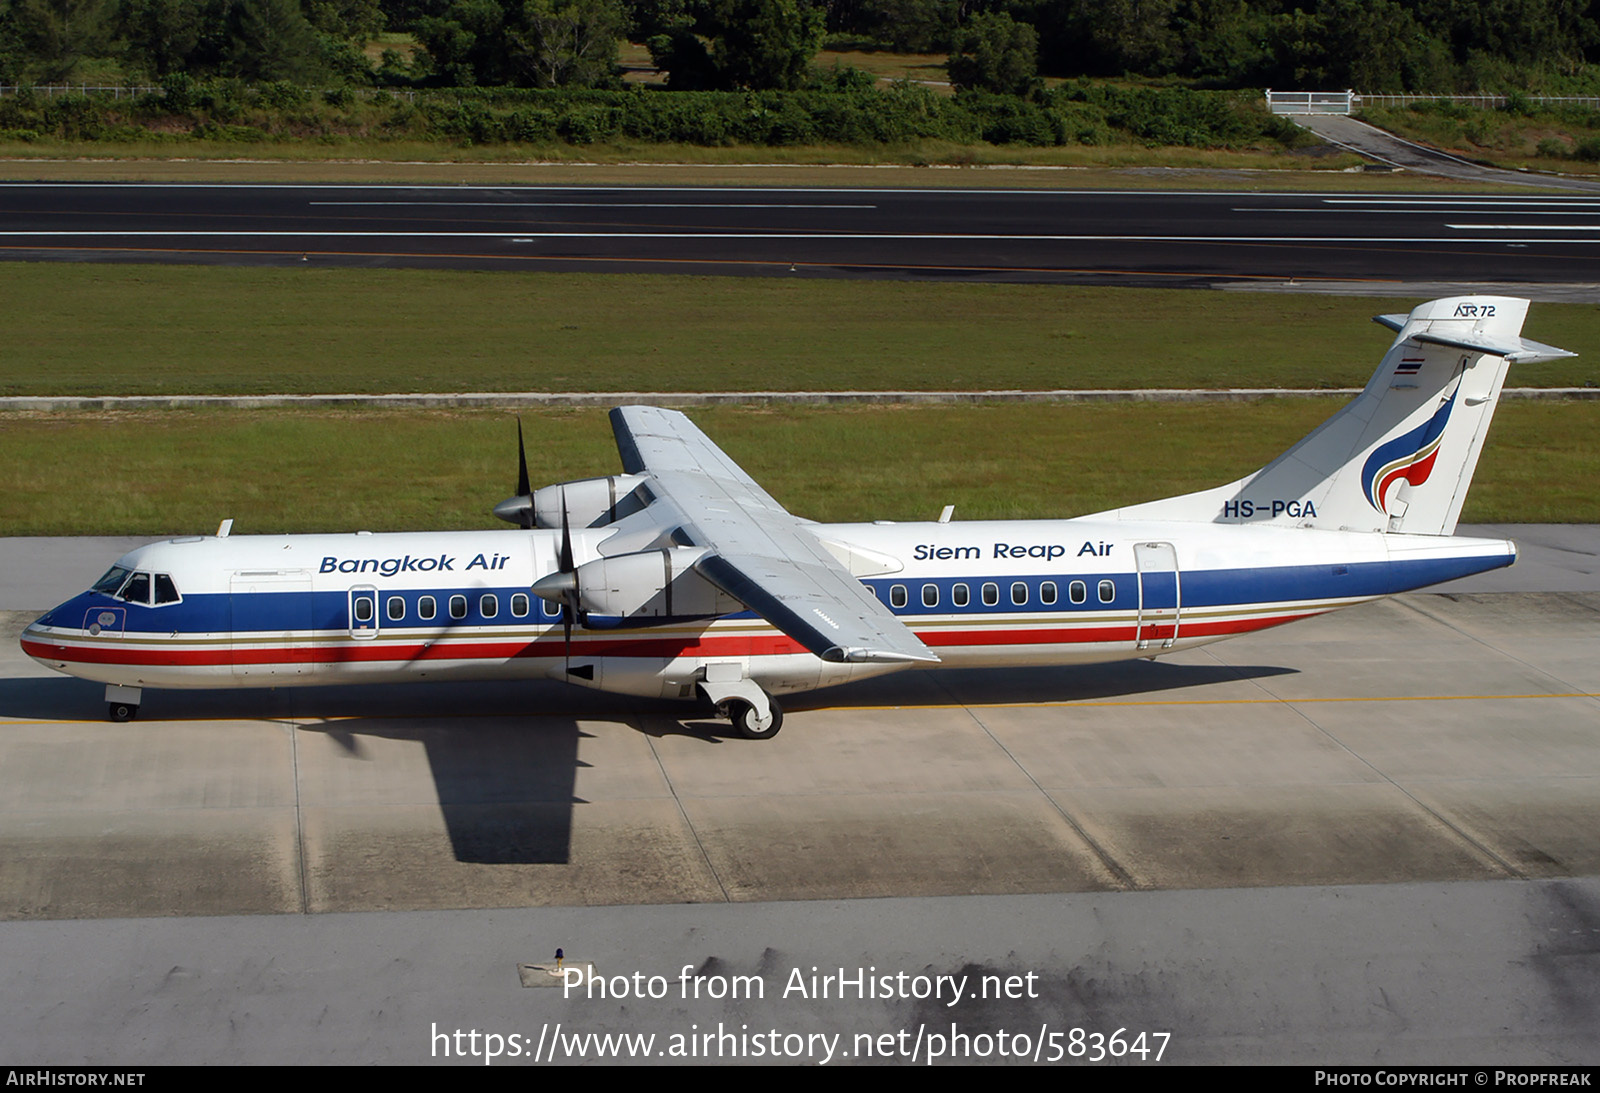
[[609, 406, 938, 665]]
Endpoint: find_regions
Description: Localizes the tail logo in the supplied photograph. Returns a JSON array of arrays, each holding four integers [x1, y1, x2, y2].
[[1362, 389, 1458, 513]]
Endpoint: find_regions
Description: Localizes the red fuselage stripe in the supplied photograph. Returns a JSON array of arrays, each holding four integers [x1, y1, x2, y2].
[[21, 610, 1320, 668]]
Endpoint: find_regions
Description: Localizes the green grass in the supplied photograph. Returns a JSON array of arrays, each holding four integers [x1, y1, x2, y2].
[[0, 134, 1366, 172], [1, 401, 1594, 535], [1359, 103, 1600, 177], [815, 47, 951, 89], [3, 266, 1597, 395]]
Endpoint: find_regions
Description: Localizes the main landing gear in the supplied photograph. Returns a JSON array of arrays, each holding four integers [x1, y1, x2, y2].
[[106, 684, 141, 723], [698, 672, 783, 740], [724, 697, 783, 740]]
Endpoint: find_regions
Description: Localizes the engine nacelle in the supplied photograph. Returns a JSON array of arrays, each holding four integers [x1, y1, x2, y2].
[[539, 547, 743, 626], [532, 474, 651, 529]]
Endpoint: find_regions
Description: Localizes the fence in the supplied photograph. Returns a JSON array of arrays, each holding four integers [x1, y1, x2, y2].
[[1361, 93, 1600, 109], [0, 84, 421, 102], [1270, 90, 1600, 115], [0, 85, 158, 99], [1265, 90, 1355, 115]]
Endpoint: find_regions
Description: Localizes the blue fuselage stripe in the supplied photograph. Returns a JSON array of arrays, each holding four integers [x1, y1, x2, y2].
[[37, 553, 1508, 636]]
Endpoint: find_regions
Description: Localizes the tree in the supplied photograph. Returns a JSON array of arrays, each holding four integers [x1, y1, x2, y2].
[[1080, 0, 1179, 75], [861, 0, 954, 53], [415, 0, 508, 84], [415, 0, 624, 85], [224, 0, 328, 81], [304, 0, 385, 39], [648, 0, 823, 90], [947, 10, 1037, 95], [1276, 0, 1450, 92], [1171, 0, 1275, 85], [515, 0, 624, 87], [711, 0, 823, 89], [5, 0, 115, 81], [118, 0, 206, 77]]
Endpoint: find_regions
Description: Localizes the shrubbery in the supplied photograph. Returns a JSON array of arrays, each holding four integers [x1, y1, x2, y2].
[[0, 79, 1307, 150]]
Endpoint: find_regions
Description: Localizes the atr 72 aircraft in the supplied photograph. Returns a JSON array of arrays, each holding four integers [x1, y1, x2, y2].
[[21, 296, 1571, 738]]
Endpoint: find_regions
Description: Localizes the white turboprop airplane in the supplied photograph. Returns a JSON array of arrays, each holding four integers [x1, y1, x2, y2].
[[21, 296, 1571, 737]]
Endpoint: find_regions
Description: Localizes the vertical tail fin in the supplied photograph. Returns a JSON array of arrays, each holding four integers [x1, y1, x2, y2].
[[1100, 296, 1573, 536]]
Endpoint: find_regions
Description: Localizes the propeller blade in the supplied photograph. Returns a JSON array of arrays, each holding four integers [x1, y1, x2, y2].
[[557, 489, 574, 574], [558, 488, 576, 674], [515, 417, 531, 500], [492, 418, 536, 527]]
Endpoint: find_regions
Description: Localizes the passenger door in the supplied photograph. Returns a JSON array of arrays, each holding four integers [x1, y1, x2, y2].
[[348, 586, 379, 640], [1134, 542, 1181, 651], [230, 570, 315, 678]]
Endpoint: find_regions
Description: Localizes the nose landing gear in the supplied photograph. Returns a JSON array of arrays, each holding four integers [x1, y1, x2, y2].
[[105, 684, 142, 723]]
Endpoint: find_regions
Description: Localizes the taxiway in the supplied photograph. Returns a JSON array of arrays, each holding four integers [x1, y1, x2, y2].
[[1, 531, 1597, 1062]]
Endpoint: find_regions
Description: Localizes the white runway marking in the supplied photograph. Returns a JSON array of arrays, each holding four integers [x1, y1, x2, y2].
[[1325, 197, 1600, 206], [1242, 207, 1600, 215], [1447, 223, 1600, 230], [307, 201, 879, 209], [2, 230, 1594, 244]]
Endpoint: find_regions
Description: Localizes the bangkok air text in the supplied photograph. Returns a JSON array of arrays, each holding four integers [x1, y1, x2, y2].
[[318, 553, 512, 577]]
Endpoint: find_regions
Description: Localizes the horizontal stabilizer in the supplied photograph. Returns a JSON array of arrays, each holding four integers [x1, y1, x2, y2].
[[1373, 314, 1575, 363]]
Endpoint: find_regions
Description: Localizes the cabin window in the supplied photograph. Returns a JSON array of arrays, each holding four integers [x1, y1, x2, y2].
[[122, 572, 151, 605], [981, 582, 999, 607], [890, 584, 908, 609], [952, 583, 969, 607], [1011, 581, 1028, 606], [1040, 581, 1058, 606], [511, 593, 529, 617], [353, 596, 374, 623], [922, 584, 938, 608], [543, 598, 561, 617], [153, 574, 181, 605], [1098, 580, 1115, 604], [449, 594, 467, 620], [387, 596, 405, 621], [418, 595, 436, 621], [92, 566, 131, 596], [480, 594, 498, 618], [1069, 580, 1086, 605]]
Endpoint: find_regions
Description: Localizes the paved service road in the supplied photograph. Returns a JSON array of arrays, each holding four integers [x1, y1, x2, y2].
[[7, 183, 1600, 284]]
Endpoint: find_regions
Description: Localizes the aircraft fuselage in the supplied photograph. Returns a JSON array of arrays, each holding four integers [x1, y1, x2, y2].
[[21, 519, 1515, 703]]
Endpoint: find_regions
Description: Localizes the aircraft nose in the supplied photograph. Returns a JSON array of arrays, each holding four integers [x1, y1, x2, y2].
[[20, 617, 54, 662]]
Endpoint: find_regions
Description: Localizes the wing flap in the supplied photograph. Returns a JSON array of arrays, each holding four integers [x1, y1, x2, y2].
[[609, 407, 938, 665]]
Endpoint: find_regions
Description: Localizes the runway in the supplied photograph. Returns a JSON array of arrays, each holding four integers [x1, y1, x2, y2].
[[8, 183, 1600, 284], [2, 531, 1598, 1062]]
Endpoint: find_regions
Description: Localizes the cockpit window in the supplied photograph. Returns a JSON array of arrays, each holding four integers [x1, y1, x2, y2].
[[121, 572, 151, 605], [153, 574, 180, 605], [91, 567, 179, 607], [92, 567, 131, 596]]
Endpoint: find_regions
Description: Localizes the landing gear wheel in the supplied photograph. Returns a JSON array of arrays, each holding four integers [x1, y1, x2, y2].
[[108, 703, 137, 723], [726, 698, 782, 740]]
